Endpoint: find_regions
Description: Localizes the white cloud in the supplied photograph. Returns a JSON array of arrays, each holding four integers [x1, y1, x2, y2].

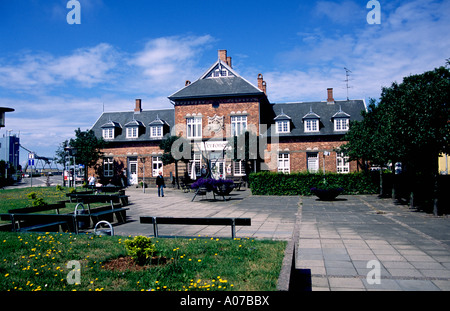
[[0, 43, 119, 92], [269, 0, 449, 102]]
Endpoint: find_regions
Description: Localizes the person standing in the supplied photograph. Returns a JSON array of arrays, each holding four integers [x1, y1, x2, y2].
[[156, 171, 165, 197]]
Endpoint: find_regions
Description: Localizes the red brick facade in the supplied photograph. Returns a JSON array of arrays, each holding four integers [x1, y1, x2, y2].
[[89, 50, 365, 186]]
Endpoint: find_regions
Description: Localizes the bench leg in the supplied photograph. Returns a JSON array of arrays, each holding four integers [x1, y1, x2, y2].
[[231, 219, 236, 239], [153, 217, 158, 237]]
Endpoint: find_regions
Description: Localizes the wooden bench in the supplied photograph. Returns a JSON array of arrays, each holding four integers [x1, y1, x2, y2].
[[67, 193, 129, 207], [8, 202, 66, 215], [1, 203, 73, 232], [140, 216, 251, 239], [69, 194, 130, 233], [0, 213, 76, 233]]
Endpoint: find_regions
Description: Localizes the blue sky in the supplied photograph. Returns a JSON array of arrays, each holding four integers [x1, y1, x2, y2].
[[0, 0, 449, 166]]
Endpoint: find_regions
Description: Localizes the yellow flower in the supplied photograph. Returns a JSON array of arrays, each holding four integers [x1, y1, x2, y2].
[[4, 274, 9, 277]]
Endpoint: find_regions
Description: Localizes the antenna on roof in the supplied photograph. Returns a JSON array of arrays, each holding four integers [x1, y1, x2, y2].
[[344, 67, 352, 100]]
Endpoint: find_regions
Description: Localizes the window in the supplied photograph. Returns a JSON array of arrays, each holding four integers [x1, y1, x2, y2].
[[104, 158, 114, 177], [234, 160, 246, 176], [187, 117, 202, 139], [231, 115, 247, 136], [188, 153, 201, 177], [336, 153, 350, 174], [278, 153, 290, 174], [276, 120, 290, 133], [305, 119, 319, 132], [152, 156, 163, 176], [126, 127, 138, 138], [150, 125, 163, 139], [307, 153, 319, 173], [334, 118, 349, 131], [213, 68, 228, 77], [102, 128, 114, 139]]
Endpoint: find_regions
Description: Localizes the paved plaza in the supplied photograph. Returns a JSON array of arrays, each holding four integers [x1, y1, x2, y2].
[[110, 186, 450, 291]]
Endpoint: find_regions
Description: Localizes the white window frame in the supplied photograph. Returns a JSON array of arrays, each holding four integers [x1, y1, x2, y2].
[[234, 160, 246, 176], [336, 153, 350, 174], [305, 119, 319, 132], [276, 120, 290, 133], [150, 125, 163, 139], [152, 156, 163, 177], [277, 153, 290, 174], [188, 153, 202, 177], [187, 117, 202, 139], [334, 118, 349, 132], [102, 128, 114, 140], [307, 152, 319, 173], [231, 115, 247, 136], [126, 126, 139, 138], [104, 157, 114, 177]]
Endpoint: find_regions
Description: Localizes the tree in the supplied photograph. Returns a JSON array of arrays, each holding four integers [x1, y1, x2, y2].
[[55, 128, 106, 183], [342, 64, 450, 213], [159, 135, 191, 188]]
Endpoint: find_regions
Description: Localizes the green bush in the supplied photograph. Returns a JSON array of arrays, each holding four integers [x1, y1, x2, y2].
[[124, 235, 157, 265], [249, 171, 378, 196]]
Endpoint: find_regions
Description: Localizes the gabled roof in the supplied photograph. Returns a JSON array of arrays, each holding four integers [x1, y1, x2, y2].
[[302, 107, 321, 120], [124, 119, 145, 127], [274, 109, 292, 120], [267, 100, 366, 137], [168, 59, 264, 101], [331, 106, 351, 119]]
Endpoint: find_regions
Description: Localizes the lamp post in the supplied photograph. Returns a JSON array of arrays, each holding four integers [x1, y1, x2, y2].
[[0, 107, 14, 128], [1, 107, 14, 182]]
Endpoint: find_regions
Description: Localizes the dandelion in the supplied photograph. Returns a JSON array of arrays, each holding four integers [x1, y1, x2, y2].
[[4, 274, 9, 277]]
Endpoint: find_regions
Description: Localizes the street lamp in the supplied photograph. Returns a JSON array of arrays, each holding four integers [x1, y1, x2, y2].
[[64, 146, 78, 188], [0, 107, 15, 128]]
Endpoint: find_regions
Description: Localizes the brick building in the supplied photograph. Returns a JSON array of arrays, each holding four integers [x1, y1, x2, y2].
[[90, 50, 366, 186]]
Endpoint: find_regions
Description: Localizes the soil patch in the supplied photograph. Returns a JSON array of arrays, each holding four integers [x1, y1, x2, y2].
[[103, 256, 168, 272]]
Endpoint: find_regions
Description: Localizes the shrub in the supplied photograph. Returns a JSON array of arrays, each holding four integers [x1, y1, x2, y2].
[[249, 171, 378, 196], [124, 235, 157, 265], [27, 191, 48, 206]]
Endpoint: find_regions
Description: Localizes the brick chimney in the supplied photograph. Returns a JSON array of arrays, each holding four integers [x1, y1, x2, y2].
[[218, 49, 232, 67], [134, 99, 142, 113], [257, 74, 267, 95], [327, 88, 334, 104]]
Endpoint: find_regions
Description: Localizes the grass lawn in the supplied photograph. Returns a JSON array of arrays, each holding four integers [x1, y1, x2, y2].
[[0, 187, 116, 220], [0, 232, 286, 291]]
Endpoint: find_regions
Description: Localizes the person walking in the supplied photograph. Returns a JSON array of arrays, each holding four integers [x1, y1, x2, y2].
[[156, 171, 165, 197]]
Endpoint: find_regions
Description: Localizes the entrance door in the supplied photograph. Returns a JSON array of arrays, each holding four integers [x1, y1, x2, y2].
[[128, 157, 138, 185], [210, 151, 226, 179]]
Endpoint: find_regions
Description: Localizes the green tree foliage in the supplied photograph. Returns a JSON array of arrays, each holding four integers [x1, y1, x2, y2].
[[341, 64, 450, 213], [55, 129, 106, 182]]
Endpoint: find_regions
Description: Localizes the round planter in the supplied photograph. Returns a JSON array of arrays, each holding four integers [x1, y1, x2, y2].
[[311, 187, 344, 201]]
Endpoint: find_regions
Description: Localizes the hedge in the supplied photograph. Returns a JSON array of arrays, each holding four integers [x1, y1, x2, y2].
[[248, 171, 379, 196]]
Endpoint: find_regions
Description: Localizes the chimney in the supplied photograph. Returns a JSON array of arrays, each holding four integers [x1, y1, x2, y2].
[[218, 49, 232, 67], [134, 99, 142, 113], [327, 88, 334, 104], [257, 74, 267, 95]]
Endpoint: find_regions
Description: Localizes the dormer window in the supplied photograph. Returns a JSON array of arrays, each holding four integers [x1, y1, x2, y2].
[[126, 127, 138, 138], [276, 120, 290, 133], [102, 128, 114, 139], [305, 120, 319, 132], [274, 109, 292, 134], [302, 107, 320, 133], [149, 115, 168, 140], [332, 106, 350, 132], [334, 118, 349, 131], [150, 125, 163, 138], [125, 119, 144, 139], [100, 120, 121, 140]]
